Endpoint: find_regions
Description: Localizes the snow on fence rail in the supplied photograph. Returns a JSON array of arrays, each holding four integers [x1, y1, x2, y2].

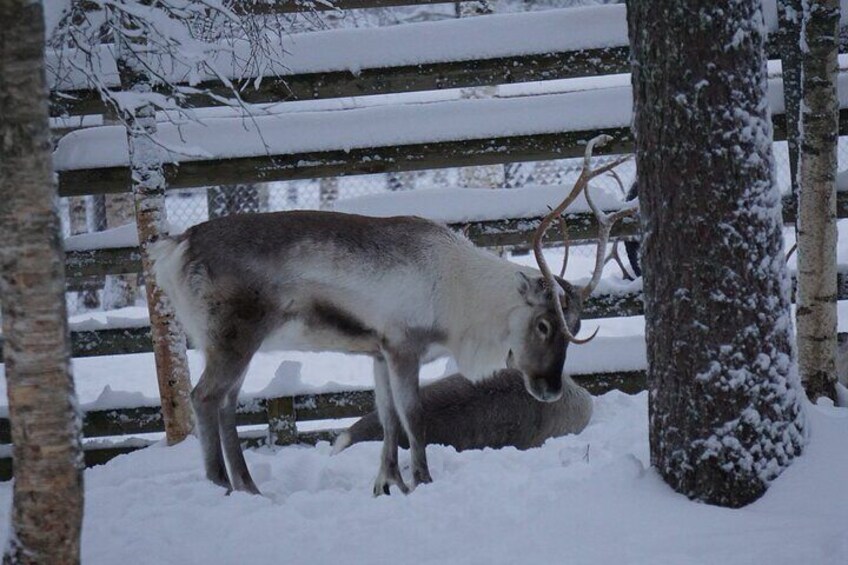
[[50, 6, 631, 117], [48, 2, 848, 119], [52, 81, 848, 197]]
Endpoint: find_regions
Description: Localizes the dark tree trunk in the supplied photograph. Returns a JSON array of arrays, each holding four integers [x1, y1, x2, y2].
[[628, 0, 806, 507], [0, 1, 84, 562], [777, 0, 804, 197]]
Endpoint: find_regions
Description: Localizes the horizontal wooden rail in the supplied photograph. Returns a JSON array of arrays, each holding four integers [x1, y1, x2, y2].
[[0, 368, 645, 480], [56, 126, 635, 197], [62, 210, 639, 278], [55, 104, 848, 197], [75, 0, 468, 16], [47, 26, 828, 119], [51, 49, 631, 118]]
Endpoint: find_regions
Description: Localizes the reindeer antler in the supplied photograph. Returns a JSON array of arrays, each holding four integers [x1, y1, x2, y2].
[[531, 134, 633, 345], [581, 176, 639, 300]]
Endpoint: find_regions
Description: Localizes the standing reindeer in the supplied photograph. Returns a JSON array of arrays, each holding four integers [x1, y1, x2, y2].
[[151, 135, 634, 496]]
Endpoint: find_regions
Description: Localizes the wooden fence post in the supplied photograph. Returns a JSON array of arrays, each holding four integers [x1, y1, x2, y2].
[[267, 397, 298, 446]]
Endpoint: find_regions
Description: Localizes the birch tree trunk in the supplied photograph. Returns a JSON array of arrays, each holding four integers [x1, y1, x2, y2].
[[796, 0, 840, 402], [629, 0, 806, 507], [116, 40, 193, 444], [103, 192, 138, 309], [69, 197, 101, 310], [0, 0, 84, 561]]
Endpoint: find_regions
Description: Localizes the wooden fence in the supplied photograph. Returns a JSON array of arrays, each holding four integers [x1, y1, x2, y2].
[[2, 1, 844, 478]]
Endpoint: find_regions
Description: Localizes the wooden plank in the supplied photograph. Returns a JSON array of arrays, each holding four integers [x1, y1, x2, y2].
[[75, 0, 466, 17], [65, 247, 143, 278], [234, 0, 468, 13], [294, 390, 375, 421], [82, 406, 164, 438], [81, 401, 266, 439], [463, 211, 640, 248], [49, 33, 838, 119], [572, 370, 646, 395], [60, 209, 638, 288], [52, 49, 631, 118], [66, 275, 105, 293], [0, 429, 268, 480], [0, 326, 159, 364], [57, 127, 634, 196], [70, 326, 154, 358], [583, 290, 644, 319], [56, 106, 848, 196]]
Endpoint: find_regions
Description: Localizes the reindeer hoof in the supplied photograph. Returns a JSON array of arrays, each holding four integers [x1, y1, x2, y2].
[[373, 470, 410, 497], [413, 468, 433, 487]]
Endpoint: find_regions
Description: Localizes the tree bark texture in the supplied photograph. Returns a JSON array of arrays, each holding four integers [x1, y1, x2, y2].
[[796, 0, 840, 402], [629, 0, 806, 507], [778, 0, 804, 197], [116, 46, 193, 444], [103, 192, 138, 309], [69, 197, 100, 310], [0, 1, 84, 562]]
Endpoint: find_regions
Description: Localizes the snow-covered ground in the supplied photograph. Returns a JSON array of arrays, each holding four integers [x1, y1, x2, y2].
[[2, 392, 846, 564], [3, 242, 848, 563]]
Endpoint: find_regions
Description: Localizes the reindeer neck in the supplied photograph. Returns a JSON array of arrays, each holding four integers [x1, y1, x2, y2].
[[437, 244, 526, 381]]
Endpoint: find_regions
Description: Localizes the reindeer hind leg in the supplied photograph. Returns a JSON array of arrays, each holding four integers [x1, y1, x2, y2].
[[191, 360, 233, 491], [219, 372, 261, 495]]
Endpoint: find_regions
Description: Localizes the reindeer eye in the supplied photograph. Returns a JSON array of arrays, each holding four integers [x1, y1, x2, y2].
[[537, 320, 551, 336]]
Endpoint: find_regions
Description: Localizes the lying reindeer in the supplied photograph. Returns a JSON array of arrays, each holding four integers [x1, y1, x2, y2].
[[333, 369, 592, 453], [151, 135, 634, 496]]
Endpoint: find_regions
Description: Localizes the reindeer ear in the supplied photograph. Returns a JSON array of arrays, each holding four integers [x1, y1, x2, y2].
[[516, 272, 546, 304], [517, 272, 532, 295]]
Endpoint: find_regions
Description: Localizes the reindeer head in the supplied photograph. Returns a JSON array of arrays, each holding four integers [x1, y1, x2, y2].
[[513, 134, 637, 403], [506, 273, 584, 401]]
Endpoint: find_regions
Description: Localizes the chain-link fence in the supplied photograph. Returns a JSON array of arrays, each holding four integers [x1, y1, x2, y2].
[[59, 138, 845, 242]]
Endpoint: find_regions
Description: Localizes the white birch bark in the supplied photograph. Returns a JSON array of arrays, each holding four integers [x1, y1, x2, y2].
[[103, 192, 138, 309], [0, 1, 84, 561], [116, 34, 193, 444], [796, 0, 840, 402]]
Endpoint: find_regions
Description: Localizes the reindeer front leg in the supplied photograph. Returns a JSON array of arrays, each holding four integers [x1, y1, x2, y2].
[[385, 349, 432, 488], [372, 355, 410, 496]]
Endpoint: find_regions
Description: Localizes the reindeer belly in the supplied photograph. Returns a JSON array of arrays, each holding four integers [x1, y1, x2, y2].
[[260, 301, 382, 355]]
